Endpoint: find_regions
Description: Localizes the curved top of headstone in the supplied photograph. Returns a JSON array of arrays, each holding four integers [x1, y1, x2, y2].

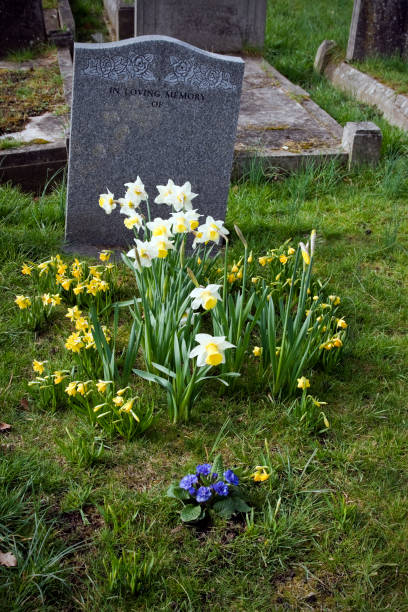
[[75, 35, 244, 91], [75, 35, 245, 63]]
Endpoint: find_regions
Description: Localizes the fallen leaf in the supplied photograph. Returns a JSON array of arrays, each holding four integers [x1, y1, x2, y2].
[[0, 551, 17, 567], [20, 398, 29, 409], [0, 423, 11, 432]]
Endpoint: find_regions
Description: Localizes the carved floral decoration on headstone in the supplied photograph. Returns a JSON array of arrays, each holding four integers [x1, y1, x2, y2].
[[164, 56, 236, 90], [83, 52, 156, 82], [82, 53, 236, 90]]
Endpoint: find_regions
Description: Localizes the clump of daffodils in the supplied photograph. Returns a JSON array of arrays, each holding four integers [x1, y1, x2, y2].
[[65, 379, 154, 440], [98, 177, 229, 270], [14, 292, 61, 331], [28, 360, 70, 411]]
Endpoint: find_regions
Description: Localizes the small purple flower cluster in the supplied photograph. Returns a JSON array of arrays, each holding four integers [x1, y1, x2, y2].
[[179, 463, 239, 504]]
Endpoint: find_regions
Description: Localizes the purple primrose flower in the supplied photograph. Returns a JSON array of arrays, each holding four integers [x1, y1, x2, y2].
[[223, 469, 239, 486], [180, 474, 198, 490], [196, 463, 212, 476], [196, 486, 212, 503], [213, 481, 229, 496]]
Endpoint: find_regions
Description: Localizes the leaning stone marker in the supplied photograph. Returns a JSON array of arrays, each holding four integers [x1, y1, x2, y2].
[[135, 0, 267, 53], [65, 36, 244, 252], [347, 0, 408, 61]]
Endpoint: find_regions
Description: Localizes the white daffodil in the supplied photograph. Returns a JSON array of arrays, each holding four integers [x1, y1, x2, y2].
[[299, 229, 316, 265], [124, 214, 143, 231], [146, 217, 173, 238], [98, 189, 116, 214], [118, 195, 141, 217], [154, 179, 176, 206], [170, 209, 201, 233], [193, 216, 229, 247], [172, 181, 198, 211], [150, 235, 175, 259], [190, 284, 221, 311], [189, 334, 235, 367], [127, 239, 156, 269], [124, 176, 148, 204]]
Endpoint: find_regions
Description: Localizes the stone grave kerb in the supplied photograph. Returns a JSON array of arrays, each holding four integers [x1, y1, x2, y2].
[[65, 36, 244, 254]]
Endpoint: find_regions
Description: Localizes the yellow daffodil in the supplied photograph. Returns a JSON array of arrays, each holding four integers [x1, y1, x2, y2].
[[83, 331, 95, 349], [258, 256, 267, 266], [76, 382, 87, 396], [113, 395, 124, 407], [297, 376, 310, 390], [15, 295, 31, 309], [66, 305, 82, 321], [50, 294, 61, 306], [227, 273, 235, 283], [119, 398, 137, 416], [279, 254, 288, 264], [38, 261, 50, 275], [287, 247, 295, 255], [57, 263, 67, 275], [21, 263, 32, 275], [65, 332, 84, 353], [75, 316, 89, 332], [65, 381, 77, 396], [96, 380, 111, 393], [99, 250, 112, 262], [329, 295, 341, 305], [333, 338, 343, 348], [253, 346, 262, 357], [251, 466, 271, 482], [33, 360, 47, 374], [61, 278, 74, 291], [53, 371, 66, 384], [73, 284, 85, 296], [93, 403, 107, 413], [251, 277, 259, 284], [247, 252, 253, 263]]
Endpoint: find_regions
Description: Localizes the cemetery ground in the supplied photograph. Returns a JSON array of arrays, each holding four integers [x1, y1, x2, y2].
[[1, 1, 408, 611], [2, 152, 408, 609]]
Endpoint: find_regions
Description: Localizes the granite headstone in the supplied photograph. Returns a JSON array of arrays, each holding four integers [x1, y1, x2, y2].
[[347, 0, 408, 61], [0, 0, 46, 57], [65, 36, 244, 251], [134, 0, 267, 53]]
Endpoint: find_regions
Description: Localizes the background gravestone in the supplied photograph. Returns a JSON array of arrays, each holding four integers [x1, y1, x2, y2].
[[347, 0, 408, 61], [65, 36, 244, 252], [0, 0, 46, 57], [134, 0, 267, 53]]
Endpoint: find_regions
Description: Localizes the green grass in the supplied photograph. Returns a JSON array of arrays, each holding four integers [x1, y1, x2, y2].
[[1, 0, 408, 609]]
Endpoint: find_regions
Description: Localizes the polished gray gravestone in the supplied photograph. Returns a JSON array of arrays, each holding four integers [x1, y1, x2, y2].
[[347, 0, 408, 61], [134, 0, 267, 53], [0, 0, 46, 57], [65, 36, 244, 251]]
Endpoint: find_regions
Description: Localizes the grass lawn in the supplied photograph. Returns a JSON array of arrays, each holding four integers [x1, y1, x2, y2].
[[1, 1, 408, 610]]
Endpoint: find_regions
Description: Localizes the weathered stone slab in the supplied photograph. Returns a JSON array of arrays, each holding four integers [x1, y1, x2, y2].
[[104, 0, 134, 41], [342, 122, 382, 167], [0, 0, 46, 57], [323, 58, 408, 132], [347, 0, 408, 61], [134, 0, 267, 53], [65, 36, 244, 251]]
